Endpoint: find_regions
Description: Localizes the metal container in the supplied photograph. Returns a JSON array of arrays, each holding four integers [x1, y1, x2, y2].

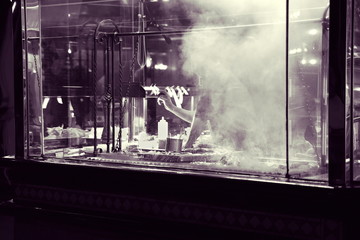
[[166, 138, 183, 152], [158, 139, 166, 150]]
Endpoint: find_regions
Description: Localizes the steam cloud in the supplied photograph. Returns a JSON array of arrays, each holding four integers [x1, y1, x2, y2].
[[180, 0, 287, 160], [177, 0, 328, 171]]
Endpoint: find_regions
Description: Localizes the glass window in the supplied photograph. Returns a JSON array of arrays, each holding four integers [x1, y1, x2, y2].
[[24, 0, 42, 156], [23, 0, 330, 184], [288, 0, 329, 181]]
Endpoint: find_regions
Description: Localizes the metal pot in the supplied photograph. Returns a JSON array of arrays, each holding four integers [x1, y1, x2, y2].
[[166, 138, 183, 153]]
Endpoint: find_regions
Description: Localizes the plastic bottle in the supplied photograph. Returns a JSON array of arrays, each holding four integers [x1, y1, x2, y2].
[[158, 117, 168, 140]]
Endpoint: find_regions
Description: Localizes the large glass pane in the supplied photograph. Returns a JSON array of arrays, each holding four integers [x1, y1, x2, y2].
[[22, 0, 330, 183], [24, 0, 42, 156], [39, 0, 288, 175], [288, 0, 329, 181]]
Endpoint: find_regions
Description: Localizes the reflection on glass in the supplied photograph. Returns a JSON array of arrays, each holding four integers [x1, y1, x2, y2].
[[288, 0, 329, 180], [24, 0, 42, 156]]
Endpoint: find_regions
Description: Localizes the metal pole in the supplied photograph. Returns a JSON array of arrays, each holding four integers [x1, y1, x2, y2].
[[349, 0, 355, 186], [105, 37, 111, 153], [92, 36, 98, 156], [285, 0, 290, 179], [22, 0, 30, 158], [111, 36, 116, 151]]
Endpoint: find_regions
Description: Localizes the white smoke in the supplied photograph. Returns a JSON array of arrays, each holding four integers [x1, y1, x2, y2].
[[176, 0, 331, 174], [180, 0, 287, 159]]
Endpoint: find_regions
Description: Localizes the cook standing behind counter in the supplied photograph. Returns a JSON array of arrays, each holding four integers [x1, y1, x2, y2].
[[158, 87, 248, 150]]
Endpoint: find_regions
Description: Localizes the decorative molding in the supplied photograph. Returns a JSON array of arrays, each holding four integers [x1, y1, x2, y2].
[[14, 184, 342, 240]]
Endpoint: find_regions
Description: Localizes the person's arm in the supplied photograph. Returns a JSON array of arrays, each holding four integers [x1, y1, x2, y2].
[[184, 116, 207, 148], [158, 94, 205, 148], [158, 90, 211, 148], [184, 94, 211, 148], [158, 93, 194, 123], [164, 102, 194, 124]]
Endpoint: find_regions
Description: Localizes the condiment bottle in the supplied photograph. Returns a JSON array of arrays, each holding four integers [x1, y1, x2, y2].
[[158, 117, 168, 140]]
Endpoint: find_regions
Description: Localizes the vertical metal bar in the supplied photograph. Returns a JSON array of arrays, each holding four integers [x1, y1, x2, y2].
[[320, 7, 330, 169], [37, 3, 45, 157], [86, 37, 90, 85], [79, 39, 82, 81], [103, 38, 108, 152], [103, 40, 107, 149], [93, 37, 97, 156], [111, 36, 116, 151], [13, 0, 25, 159], [328, 0, 347, 186], [118, 39, 123, 151], [349, 0, 355, 186], [285, 0, 290, 179], [22, 0, 30, 158], [128, 0, 135, 142], [106, 37, 111, 153]]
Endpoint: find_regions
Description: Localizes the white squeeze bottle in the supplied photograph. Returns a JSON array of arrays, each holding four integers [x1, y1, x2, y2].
[[158, 117, 168, 140]]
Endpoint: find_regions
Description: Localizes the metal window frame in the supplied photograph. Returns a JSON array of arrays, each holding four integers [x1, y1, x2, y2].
[[328, 0, 348, 186], [12, 0, 357, 187], [13, 0, 25, 159]]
